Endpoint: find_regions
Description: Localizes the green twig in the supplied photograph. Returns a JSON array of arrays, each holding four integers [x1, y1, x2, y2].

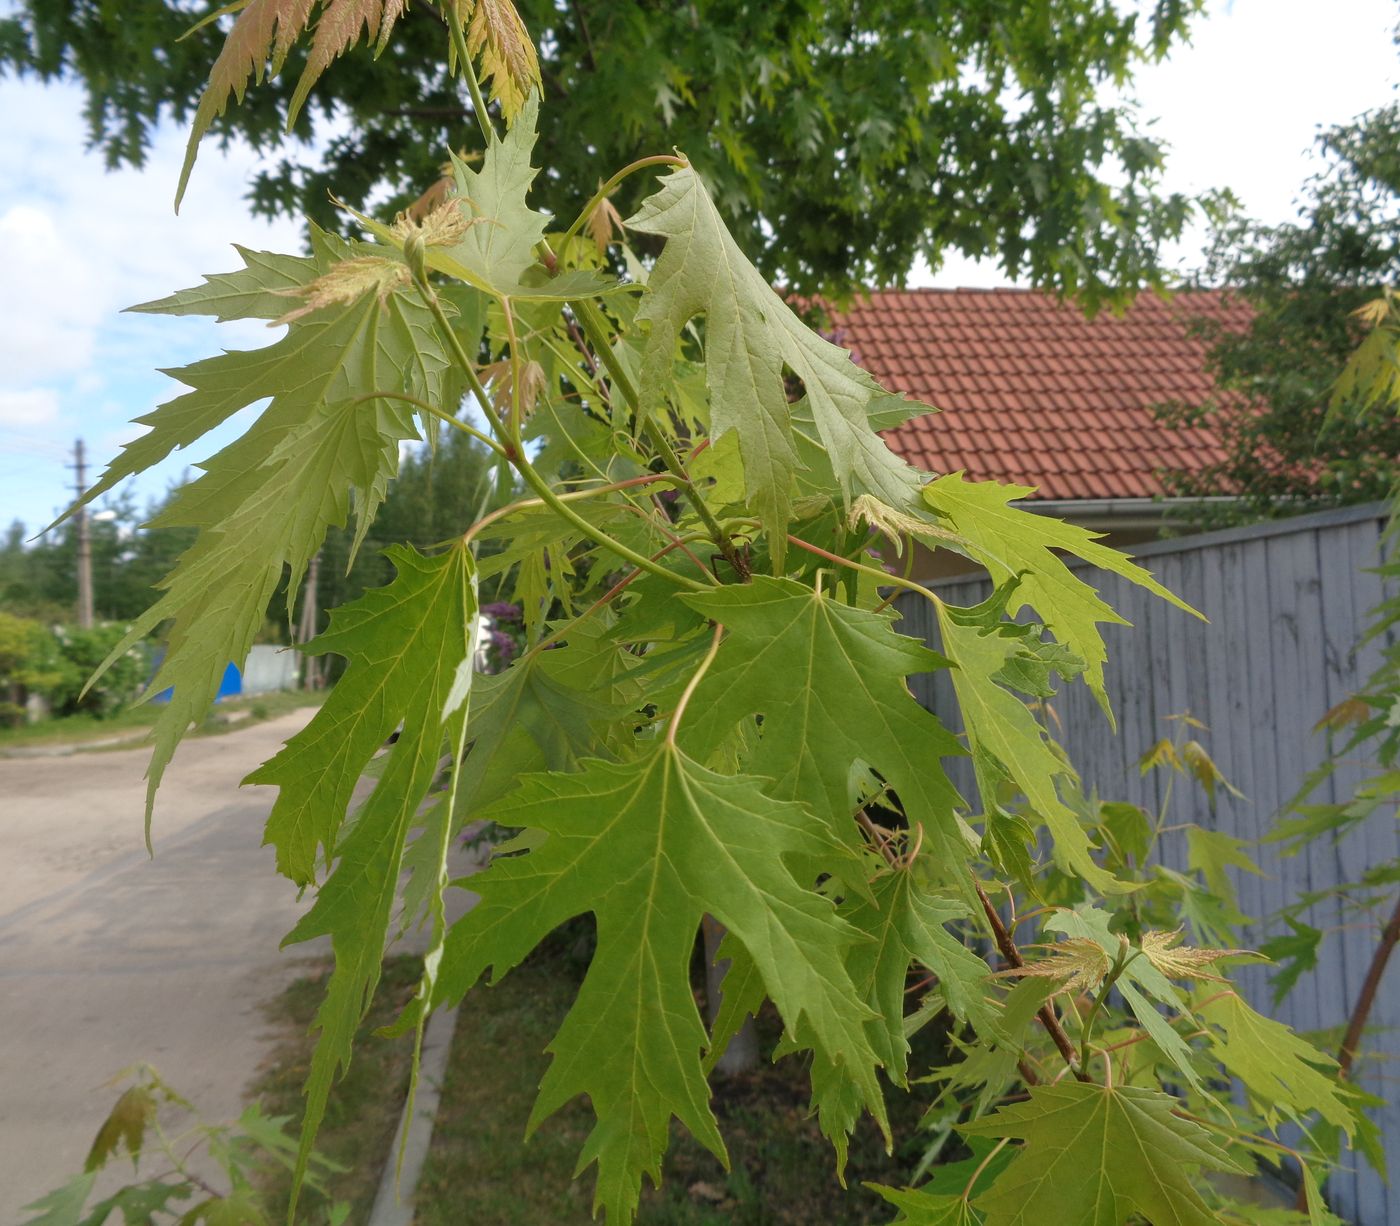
[[560, 154, 689, 248], [447, 9, 496, 145], [1077, 948, 1137, 1072], [351, 391, 508, 459], [413, 273, 707, 592], [787, 534, 942, 608]]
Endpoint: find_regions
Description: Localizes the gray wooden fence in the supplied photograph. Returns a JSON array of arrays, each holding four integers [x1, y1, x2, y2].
[[895, 501, 1396, 1225]]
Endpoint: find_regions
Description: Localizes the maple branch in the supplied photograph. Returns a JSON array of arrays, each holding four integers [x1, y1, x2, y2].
[[1077, 948, 1136, 1073], [667, 622, 725, 746], [972, 875, 1091, 1082], [561, 155, 688, 247], [786, 534, 941, 607], [462, 474, 684, 545], [351, 391, 508, 459], [872, 533, 919, 614], [1337, 891, 1400, 1079], [500, 296, 528, 440], [414, 274, 708, 592], [856, 810, 899, 866], [449, 11, 498, 145]]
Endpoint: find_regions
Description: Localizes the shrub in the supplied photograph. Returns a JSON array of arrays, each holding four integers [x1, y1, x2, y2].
[[45, 623, 150, 718], [0, 611, 72, 726]]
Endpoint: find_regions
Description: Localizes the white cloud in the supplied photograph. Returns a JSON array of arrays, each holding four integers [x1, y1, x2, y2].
[[0, 76, 305, 525], [0, 388, 61, 427], [0, 203, 103, 383], [921, 0, 1400, 288]]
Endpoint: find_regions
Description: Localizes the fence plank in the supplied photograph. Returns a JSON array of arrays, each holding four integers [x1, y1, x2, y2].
[[897, 502, 1394, 1225]]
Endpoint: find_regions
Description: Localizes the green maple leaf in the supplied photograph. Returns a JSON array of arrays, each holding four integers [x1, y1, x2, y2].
[[870, 1136, 1013, 1225], [71, 227, 438, 518], [432, 743, 881, 1223], [845, 871, 1001, 1073], [18, 1173, 96, 1226], [130, 243, 323, 322], [800, 869, 1000, 1170], [1186, 827, 1261, 918], [1197, 990, 1356, 1137], [628, 166, 922, 559], [74, 226, 459, 831], [961, 1082, 1245, 1226], [922, 473, 1197, 716], [260, 543, 478, 1205], [1044, 907, 1206, 1090], [934, 596, 1118, 891], [678, 577, 974, 884], [1258, 917, 1323, 1006], [352, 95, 612, 302]]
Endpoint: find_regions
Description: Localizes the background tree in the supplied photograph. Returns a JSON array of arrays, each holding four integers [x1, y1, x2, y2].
[[1157, 102, 1400, 524], [0, 433, 499, 635], [0, 0, 1203, 308], [0, 491, 195, 623], [313, 425, 500, 638], [27, 3, 1371, 1221]]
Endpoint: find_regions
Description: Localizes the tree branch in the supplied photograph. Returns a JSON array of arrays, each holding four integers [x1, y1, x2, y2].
[[972, 876, 1091, 1083]]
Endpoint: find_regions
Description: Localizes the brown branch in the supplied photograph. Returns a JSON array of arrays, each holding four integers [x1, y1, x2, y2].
[[1338, 892, 1400, 1078], [569, 0, 599, 72], [972, 875, 1090, 1082]]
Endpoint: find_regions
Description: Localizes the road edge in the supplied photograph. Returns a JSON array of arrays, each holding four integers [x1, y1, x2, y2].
[[366, 1000, 462, 1226]]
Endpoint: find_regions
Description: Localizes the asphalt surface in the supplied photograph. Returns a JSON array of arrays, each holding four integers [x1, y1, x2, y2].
[[0, 711, 326, 1220]]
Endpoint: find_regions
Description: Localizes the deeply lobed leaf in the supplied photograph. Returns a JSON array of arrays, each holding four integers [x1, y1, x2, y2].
[[432, 743, 882, 1222], [960, 1082, 1245, 1226], [628, 166, 923, 561], [267, 543, 479, 1205]]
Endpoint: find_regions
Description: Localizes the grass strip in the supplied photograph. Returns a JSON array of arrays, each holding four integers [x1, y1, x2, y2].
[[415, 926, 929, 1225]]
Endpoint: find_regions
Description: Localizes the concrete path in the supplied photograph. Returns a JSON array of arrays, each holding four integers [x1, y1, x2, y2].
[[0, 711, 325, 1220]]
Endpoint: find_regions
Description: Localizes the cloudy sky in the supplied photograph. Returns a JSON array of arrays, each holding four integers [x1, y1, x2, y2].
[[0, 0, 1397, 531]]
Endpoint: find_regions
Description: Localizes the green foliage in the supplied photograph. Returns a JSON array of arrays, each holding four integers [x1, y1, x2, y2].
[[438, 743, 883, 1214], [46, 623, 151, 718], [1, 493, 196, 625], [959, 1083, 1244, 1226], [0, 611, 61, 725], [0, 613, 148, 723], [18, 1065, 348, 1226], [1157, 104, 1400, 523], [1, 0, 1205, 307], [63, 6, 1368, 1224]]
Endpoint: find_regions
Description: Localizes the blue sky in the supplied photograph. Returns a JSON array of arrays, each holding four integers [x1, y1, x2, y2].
[[0, 0, 1396, 533]]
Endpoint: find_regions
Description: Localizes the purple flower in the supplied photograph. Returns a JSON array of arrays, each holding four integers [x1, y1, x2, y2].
[[482, 601, 522, 622]]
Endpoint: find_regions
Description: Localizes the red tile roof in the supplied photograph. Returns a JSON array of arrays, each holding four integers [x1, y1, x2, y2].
[[828, 288, 1250, 502]]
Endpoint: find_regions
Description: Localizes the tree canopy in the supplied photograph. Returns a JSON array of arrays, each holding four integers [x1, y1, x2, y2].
[[1158, 102, 1400, 521], [1, 0, 1203, 308]]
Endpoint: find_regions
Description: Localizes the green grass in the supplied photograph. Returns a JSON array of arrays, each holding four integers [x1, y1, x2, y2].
[[0, 688, 324, 749], [416, 928, 935, 1225], [250, 955, 424, 1224]]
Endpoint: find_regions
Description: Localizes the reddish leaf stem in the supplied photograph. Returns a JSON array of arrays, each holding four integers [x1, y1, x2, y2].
[[972, 875, 1091, 1082]]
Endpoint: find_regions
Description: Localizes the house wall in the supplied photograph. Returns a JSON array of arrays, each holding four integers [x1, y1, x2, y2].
[[894, 501, 1396, 1225]]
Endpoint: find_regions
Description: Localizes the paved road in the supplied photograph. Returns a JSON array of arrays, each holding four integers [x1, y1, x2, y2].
[[0, 712, 327, 1220]]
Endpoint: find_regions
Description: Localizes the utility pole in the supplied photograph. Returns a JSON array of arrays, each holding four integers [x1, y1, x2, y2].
[[297, 551, 321, 690], [72, 438, 94, 629]]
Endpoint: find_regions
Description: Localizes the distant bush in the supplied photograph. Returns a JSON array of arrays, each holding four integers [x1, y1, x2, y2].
[[0, 611, 67, 726], [0, 614, 151, 725], [46, 623, 150, 718]]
